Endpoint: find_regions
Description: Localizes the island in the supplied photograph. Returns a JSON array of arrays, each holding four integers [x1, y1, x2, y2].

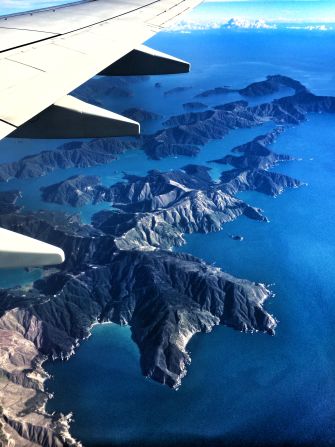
[[41, 175, 102, 207], [195, 86, 232, 98], [229, 234, 244, 241], [220, 168, 304, 197], [195, 74, 306, 98], [183, 102, 208, 111], [211, 127, 294, 170], [164, 86, 192, 96], [122, 107, 162, 122], [0, 138, 135, 182], [72, 75, 137, 104]]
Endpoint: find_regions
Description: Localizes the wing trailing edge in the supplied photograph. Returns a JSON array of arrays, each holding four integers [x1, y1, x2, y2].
[[11, 95, 140, 139]]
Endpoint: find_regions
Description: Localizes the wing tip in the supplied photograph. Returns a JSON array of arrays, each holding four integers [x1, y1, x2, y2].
[[0, 228, 65, 269]]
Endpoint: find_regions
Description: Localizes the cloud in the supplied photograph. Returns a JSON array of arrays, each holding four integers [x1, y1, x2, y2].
[[166, 17, 277, 31], [287, 24, 333, 30], [166, 16, 335, 32]]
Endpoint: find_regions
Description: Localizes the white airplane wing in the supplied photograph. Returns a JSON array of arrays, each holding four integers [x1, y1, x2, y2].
[[0, 0, 201, 140], [0, 0, 202, 268]]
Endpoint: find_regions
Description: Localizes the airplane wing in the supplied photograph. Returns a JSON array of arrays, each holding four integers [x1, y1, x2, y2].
[[0, 0, 202, 140], [0, 0, 202, 269]]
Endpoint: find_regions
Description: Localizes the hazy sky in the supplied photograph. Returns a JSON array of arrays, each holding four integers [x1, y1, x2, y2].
[[1, 0, 335, 23], [194, 1, 335, 23]]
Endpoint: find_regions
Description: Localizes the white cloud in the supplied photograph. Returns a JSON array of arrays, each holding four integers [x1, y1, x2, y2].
[[287, 24, 333, 31], [166, 16, 335, 32], [166, 17, 277, 32]]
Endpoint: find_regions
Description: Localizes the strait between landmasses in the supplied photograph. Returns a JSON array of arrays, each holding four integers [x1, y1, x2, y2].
[[0, 75, 333, 182], [0, 75, 323, 446], [40, 126, 304, 208]]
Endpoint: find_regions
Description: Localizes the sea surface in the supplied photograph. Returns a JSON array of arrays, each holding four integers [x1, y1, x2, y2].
[[1, 23, 335, 447]]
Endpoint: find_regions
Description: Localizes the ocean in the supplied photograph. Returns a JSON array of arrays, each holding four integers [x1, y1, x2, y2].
[[1, 18, 335, 447]]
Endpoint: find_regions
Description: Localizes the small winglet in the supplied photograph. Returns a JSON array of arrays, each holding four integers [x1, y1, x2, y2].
[[0, 228, 65, 268]]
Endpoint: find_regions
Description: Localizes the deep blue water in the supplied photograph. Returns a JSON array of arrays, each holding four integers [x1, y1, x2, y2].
[[46, 113, 335, 446], [1, 27, 335, 446]]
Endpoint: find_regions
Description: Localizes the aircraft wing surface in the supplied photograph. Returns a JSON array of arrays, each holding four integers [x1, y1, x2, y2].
[[0, 0, 201, 140], [0, 0, 202, 268]]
